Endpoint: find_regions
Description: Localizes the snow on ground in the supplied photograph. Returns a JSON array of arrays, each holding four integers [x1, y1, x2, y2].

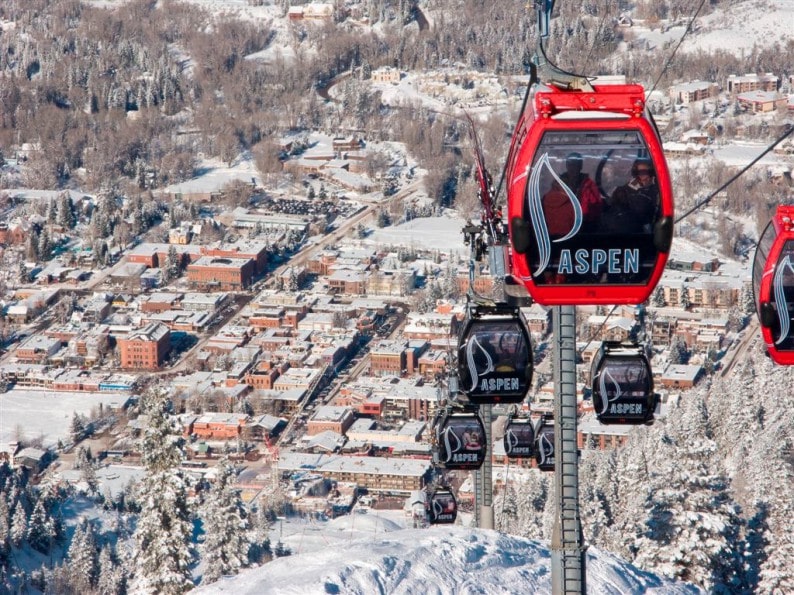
[[195, 522, 704, 595], [365, 210, 469, 254], [710, 141, 790, 169], [624, 0, 793, 55], [682, 0, 794, 54], [0, 389, 130, 448], [161, 151, 263, 195]]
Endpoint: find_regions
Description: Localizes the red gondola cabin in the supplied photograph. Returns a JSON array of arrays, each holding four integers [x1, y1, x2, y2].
[[753, 205, 794, 364], [506, 83, 674, 305]]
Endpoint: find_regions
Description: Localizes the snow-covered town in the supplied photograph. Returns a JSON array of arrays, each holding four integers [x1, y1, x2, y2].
[[0, 0, 792, 593]]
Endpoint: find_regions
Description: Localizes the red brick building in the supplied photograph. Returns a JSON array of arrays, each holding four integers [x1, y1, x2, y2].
[[307, 406, 356, 436], [369, 340, 407, 376], [243, 361, 282, 390], [117, 322, 171, 369], [187, 413, 249, 440], [187, 256, 254, 291], [201, 241, 268, 274]]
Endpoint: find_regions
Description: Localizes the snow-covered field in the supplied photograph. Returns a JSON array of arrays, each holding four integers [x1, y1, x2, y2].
[[0, 389, 130, 448], [365, 210, 469, 254]]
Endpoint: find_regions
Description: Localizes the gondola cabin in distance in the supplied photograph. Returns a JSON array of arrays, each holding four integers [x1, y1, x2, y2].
[[753, 205, 794, 364], [457, 308, 533, 405], [506, 82, 674, 305], [590, 341, 657, 425]]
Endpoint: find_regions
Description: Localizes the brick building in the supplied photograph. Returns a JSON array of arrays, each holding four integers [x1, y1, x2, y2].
[[726, 73, 779, 94], [16, 336, 63, 364], [201, 240, 268, 274], [186, 413, 249, 440], [669, 80, 718, 104], [369, 340, 407, 376], [187, 256, 255, 291], [243, 361, 282, 390], [307, 406, 356, 436], [117, 322, 171, 369]]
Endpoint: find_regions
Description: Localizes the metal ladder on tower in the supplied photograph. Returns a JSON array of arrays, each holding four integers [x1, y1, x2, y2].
[[551, 305, 587, 594]]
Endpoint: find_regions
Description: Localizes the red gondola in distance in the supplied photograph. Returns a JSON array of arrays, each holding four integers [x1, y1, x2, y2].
[[753, 205, 794, 364], [506, 83, 674, 305]]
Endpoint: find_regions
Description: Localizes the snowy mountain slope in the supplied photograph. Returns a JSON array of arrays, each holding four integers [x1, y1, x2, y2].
[[193, 518, 703, 594], [681, 0, 794, 53]]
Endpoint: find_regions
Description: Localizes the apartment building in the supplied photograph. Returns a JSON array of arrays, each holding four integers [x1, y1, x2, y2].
[[117, 322, 171, 369]]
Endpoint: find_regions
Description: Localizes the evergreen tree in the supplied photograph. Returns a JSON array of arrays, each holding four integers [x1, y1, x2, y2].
[[0, 498, 9, 556], [669, 336, 689, 365], [680, 286, 691, 310], [200, 458, 251, 584], [25, 228, 40, 262], [97, 544, 126, 595], [288, 269, 299, 292], [165, 245, 181, 282], [67, 520, 98, 592], [643, 396, 742, 590], [46, 199, 57, 224], [17, 261, 28, 284], [56, 192, 75, 229], [37, 228, 52, 262], [131, 389, 195, 594], [43, 563, 72, 595], [248, 504, 272, 564], [70, 413, 85, 444], [10, 503, 27, 547], [739, 282, 755, 315], [651, 286, 665, 307], [27, 499, 55, 553]]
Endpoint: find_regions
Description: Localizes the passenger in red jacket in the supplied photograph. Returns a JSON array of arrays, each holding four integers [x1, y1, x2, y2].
[[557, 152, 603, 231]]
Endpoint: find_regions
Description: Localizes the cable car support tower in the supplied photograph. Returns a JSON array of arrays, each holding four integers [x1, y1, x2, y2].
[[537, 2, 587, 592]]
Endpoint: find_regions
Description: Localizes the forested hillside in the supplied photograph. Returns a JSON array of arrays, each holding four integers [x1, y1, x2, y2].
[[495, 345, 794, 593]]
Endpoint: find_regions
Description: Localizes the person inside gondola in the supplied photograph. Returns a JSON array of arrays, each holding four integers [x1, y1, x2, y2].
[[462, 428, 482, 451], [557, 152, 603, 232], [603, 158, 659, 234]]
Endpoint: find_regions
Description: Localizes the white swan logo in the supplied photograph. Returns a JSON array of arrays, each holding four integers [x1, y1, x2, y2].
[[432, 497, 445, 518], [505, 427, 519, 454], [440, 426, 462, 464], [505, 426, 533, 456], [598, 368, 622, 415], [465, 335, 495, 391], [527, 152, 583, 277], [537, 430, 554, 466], [773, 255, 794, 345]]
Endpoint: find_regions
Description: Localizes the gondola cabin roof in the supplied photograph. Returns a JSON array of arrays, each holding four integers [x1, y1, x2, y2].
[[534, 84, 647, 119]]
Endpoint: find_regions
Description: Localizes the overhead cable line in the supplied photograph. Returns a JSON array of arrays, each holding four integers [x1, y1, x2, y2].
[[648, 0, 708, 97], [576, 305, 618, 357], [675, 125, 794, 225]]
